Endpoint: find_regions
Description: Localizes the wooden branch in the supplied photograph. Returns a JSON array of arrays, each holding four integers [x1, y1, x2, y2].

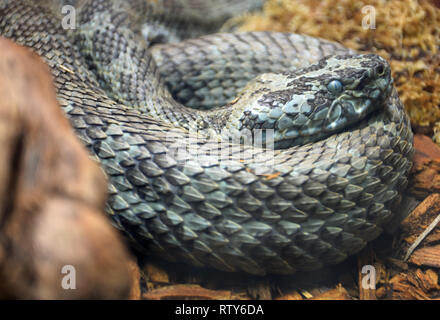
[[0, 37, 133, 299]]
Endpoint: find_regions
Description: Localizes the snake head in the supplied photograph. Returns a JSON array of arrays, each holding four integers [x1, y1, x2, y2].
[[235, 53, 393, 149], [320, 54, 393, 132]]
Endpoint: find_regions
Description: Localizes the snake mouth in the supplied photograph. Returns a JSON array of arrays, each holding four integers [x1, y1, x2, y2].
[[324, 71, 393, 132]]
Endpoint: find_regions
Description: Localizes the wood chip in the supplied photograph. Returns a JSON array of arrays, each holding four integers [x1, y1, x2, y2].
[[382, 269, 440, 300], [414, 134, 440, 162], [384, 257, 409, 271], [408, 135, 440, 198], [401, 193, 440, 249], [409, 245, 440, 268], [128, 259, 141, 300], [276, 291, 304, 300], [405, 212, 440, 261], [142, 284, 233, 300], [58, 64, 75, 74], [143, 263, 170, 290], [310, 285, 353, 300]]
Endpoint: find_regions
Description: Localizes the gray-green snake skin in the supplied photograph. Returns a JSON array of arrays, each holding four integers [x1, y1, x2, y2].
[[0, 0, 414, 275]]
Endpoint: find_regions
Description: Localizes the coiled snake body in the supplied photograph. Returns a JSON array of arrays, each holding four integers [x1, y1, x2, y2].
[[0, 0, 413, 275]]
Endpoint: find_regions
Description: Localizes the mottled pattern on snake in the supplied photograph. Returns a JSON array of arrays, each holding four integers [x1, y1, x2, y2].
[[0, 0, 414, 275]]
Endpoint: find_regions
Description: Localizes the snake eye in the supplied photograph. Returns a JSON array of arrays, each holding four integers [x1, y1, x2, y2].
[[327, 79, 343, 94]]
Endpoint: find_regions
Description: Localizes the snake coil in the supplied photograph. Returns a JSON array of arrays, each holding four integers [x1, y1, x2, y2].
[[0, 0, 413, 275]]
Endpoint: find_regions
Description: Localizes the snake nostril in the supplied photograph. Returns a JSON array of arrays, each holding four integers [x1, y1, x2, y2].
[[375, 64, 385, 77]]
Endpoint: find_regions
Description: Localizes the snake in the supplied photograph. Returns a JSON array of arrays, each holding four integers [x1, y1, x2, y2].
[[0, 0, 414, 276]]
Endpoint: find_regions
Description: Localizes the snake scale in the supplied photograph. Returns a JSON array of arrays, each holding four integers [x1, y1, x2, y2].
[[0, 0, 413, 275]]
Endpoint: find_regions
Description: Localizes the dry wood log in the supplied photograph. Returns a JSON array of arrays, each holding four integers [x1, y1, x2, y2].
[[0, 37, 133, 299]]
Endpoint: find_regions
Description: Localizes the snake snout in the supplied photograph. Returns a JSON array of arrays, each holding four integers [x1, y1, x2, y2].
[[369, 58, 393, 102]]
